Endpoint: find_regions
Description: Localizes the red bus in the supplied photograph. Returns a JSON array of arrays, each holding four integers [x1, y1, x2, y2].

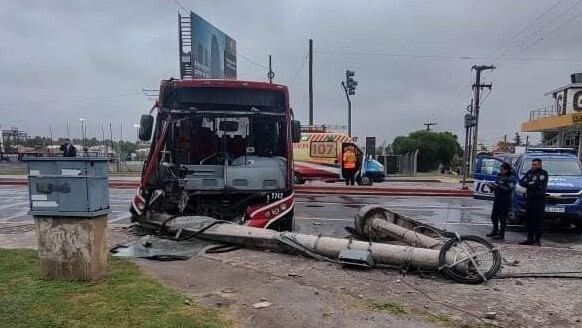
[[131, 79, 301, 231]]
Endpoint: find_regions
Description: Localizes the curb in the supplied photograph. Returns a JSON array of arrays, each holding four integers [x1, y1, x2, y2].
[[0, 179, 472, 197]]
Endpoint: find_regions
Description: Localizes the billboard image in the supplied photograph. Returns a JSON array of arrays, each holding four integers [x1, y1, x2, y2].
[[190, 11, 237, 79]]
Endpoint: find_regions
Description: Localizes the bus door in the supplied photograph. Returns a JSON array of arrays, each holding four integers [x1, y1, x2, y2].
[[473, 155, 504, 200]]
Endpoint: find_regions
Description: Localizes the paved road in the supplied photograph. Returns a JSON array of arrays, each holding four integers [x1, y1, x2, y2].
[[2, 186, 580, 247]]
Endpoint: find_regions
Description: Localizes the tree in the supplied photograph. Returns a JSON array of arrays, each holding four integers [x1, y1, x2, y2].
[[514, 132, 522, 146], [392, 130, 461, 172]]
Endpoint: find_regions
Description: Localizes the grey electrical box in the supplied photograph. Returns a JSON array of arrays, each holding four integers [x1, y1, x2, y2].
[[23, 157, 110, 217]]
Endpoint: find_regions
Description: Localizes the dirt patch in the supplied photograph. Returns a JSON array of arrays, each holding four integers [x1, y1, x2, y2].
[[137, 244, 582, 328]]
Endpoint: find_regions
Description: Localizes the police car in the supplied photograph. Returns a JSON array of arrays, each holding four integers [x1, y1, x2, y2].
[[474, 148, 582, 228]]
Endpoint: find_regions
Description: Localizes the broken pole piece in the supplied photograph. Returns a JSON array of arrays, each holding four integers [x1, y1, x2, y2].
[[354, 205, 442, 249]]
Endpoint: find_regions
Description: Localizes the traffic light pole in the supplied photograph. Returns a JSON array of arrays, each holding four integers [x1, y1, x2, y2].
[[342, 70, 357, 137], [341, 81, 352, 137]]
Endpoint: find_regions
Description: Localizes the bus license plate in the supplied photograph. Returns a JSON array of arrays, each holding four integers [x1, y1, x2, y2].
[[546, 206, 565, 213]]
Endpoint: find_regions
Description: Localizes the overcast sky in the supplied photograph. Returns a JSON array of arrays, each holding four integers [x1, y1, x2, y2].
[[1, 0, 582, 145]]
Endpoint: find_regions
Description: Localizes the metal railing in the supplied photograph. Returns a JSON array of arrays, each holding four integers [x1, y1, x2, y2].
[[529, 104, 559, 121]]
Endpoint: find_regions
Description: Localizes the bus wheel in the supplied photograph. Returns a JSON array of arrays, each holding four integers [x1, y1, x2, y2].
[[293, 173, 305, 185]]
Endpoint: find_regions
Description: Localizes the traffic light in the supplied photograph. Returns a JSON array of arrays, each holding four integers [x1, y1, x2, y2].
[[346, 70, 357, 95]]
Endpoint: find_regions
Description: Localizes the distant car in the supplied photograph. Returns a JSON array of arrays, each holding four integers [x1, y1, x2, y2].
[[474, 148, 582, 228], [364, 156, 385, 182]]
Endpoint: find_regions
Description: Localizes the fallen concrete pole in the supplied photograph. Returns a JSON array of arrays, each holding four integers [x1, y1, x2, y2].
[[354, 205, 443, 249], [162, 216, 491, 282], [353, 205, 502, 283]]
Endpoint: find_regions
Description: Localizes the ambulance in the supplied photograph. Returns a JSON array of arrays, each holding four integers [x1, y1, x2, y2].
[[292, 126, 384, 185]]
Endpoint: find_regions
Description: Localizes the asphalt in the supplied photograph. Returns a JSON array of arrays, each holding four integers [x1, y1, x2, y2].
[[0, 175, 472, 196], [1, 186, 581, 248]]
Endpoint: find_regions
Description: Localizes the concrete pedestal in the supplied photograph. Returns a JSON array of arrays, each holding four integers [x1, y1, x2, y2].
[[34, 215, 108, 281]]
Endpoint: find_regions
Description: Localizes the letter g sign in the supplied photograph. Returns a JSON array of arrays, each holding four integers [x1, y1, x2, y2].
[[574, 90, 582, 111]]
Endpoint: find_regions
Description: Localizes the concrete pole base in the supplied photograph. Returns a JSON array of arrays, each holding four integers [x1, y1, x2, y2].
[[35, 215, 108, 281]]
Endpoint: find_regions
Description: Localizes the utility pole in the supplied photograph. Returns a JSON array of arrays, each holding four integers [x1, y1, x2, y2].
[[424, 122, 437, 131], [267, 54, 275, 83], [341, 70, 358, 137], [470, 65, 495, 171], [308, 39, 314, 125], [462, 103, 476, 190]]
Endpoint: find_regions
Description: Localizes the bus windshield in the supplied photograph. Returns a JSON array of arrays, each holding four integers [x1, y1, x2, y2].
[[521, 158, 582, 176], [166, 113, 287, 166]]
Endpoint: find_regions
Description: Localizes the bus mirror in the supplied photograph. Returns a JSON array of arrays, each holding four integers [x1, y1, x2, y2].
[[292, 120, 301, 143], [138, 114, 154, 141]]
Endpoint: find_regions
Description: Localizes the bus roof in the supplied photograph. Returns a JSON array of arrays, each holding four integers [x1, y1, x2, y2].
[[169, 79, 288, 92]]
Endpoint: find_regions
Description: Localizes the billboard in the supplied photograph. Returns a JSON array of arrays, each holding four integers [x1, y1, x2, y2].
[[189, 11, 236, 79]]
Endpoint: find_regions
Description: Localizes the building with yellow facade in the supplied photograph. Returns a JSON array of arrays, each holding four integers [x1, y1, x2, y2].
[[522, 73, 582, 151]]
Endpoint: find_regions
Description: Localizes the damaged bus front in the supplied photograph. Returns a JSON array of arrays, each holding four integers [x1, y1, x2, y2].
[[131, 79, 301, 231]]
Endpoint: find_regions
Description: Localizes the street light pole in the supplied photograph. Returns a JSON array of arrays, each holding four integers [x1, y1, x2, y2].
[[79, 118, 86, 153]]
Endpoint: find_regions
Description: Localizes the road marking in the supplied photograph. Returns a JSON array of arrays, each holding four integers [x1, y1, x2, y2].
[[0, 210, 30, 222], [296, 200, 483, 210], [109, 213, 131, 223], [0, 201, 28, 210], [296, 216, 352, 222]]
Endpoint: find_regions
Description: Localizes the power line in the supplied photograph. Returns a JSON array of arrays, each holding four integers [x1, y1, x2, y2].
[[493, 0, 582, 62], [288, 53, 309, 88], [486, 0, 565, 59], [314, 50, 582, 63], [237, 52, 268, 70], [507, 2, 582, 59]]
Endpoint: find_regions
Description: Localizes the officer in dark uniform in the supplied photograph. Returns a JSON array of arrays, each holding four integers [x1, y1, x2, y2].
[[518, 158, 548, 246], [486, 162, 516, 240]]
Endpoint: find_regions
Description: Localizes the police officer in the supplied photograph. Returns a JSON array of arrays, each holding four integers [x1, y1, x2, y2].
[[518, 158, 548, 246], [486, 162, 516, 240]]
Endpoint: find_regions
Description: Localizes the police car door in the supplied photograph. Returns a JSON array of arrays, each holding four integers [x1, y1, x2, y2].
[[473, 155, 504, 200]]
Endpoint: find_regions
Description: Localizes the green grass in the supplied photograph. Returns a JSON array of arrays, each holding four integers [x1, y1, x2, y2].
[[369, 301, 409, 315], [0, 249, 227, 328]]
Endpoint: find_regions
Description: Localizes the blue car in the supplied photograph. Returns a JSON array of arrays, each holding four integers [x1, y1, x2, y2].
[[364, 156, 386, 182], [474, 148, 582, 228]]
